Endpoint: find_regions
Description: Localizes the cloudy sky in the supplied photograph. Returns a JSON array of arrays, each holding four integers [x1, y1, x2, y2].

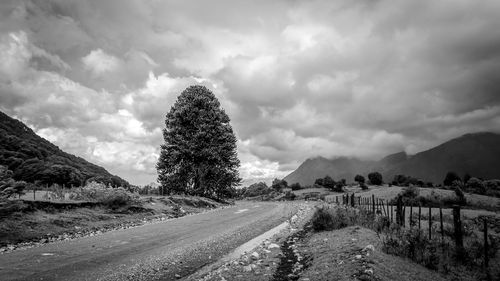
[[1, 0, 500, 186]]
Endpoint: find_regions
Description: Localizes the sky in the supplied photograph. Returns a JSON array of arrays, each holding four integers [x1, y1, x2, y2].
[[1, 0, 500, 186]]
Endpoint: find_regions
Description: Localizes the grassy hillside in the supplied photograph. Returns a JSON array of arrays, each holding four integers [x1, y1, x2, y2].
[[0, 111, 129, 187]]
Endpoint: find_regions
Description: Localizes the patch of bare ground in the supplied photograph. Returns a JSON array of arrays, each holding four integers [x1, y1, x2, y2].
[[298, 226, 448, 281]]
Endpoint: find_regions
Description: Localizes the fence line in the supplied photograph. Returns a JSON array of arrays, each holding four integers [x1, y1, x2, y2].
[[328, 192, 491, 270]]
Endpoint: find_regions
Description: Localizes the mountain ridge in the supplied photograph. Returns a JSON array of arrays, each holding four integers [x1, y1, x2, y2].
[[284, 132, 500, 186]]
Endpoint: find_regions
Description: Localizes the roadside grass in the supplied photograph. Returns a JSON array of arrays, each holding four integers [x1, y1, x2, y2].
[[301, 225, 450, 281]]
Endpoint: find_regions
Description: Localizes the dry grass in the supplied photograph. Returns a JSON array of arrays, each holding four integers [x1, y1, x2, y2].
[[0, 196, 224, 247], [299, 226, 447, 281]]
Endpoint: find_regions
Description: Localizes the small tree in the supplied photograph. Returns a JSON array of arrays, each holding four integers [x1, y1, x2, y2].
[[443, 171, 461, 186], [0, 165, 26, 199], [354, 174, 365, 185], [314, 177, 324, 186], [367, 172, 383, 185], [271, 178, 288, 192], [290, 183, 302, 191], [322, 176, 336, 190]]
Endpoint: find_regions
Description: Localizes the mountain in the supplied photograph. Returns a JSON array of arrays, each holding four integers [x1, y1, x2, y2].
[[284, 132, 500, 186], [284, 156, 374, 186], [0, 111, 129, 187], [385, 132, 500, 183]]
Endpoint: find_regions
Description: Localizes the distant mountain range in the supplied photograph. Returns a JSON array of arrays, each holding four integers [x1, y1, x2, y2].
[[284, 132, 500, 186], [0, 111, 129, 187]]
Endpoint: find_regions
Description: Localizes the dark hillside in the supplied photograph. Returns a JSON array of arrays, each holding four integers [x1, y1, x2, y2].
[[0, 111, 129, 187]]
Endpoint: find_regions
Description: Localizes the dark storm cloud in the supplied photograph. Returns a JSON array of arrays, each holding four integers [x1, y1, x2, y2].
[[1, 0, 499, 184]]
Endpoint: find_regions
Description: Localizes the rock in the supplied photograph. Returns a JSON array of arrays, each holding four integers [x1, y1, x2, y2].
[[363, 244, 375, 252], [175, 273, 181, 278], [242, 265, 253, 272], [323, 238, 328, 242], [268, 243, 280, 249], [251, 252, 260, 260], [364, 268, 373, 275], [355, 255, 362, 259]]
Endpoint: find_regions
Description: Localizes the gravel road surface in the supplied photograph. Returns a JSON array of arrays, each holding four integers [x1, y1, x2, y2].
[[0, 201, 300, 281]]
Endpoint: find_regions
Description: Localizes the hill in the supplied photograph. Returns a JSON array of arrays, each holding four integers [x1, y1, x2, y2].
[[284, 156, 374, 186], [284, 132, 500, 185], [386, 132, 500, 183], [0, 111, 129, 187]]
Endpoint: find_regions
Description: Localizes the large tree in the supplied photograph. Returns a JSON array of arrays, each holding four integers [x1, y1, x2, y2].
[[157, 85, 241, 199]]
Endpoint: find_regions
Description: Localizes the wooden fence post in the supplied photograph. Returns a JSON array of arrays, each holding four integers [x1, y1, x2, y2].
[[484, 219, 489, 268], [33, 188, 36, 200], [386, 201, 390, 221], [372, 194, 375, 214], [418, 205, 421, 229], [396, 196, 403, 226], [439, 207, 444, 242], [410, 204, 413, 227], [390, 204, 393, 222], [453, 205, 464, 260], [351, 193, 355, 207], [336, 196, 338, 204], [428, 206, 432, 240], [402, 204, 406, 227]]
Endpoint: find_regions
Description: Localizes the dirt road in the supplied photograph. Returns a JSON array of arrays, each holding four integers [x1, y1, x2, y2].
[[0, 201, 300, 281]]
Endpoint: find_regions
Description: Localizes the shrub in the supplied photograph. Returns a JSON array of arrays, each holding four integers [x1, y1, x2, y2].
[[243, 182, 272, 197], [354, 174, 365, 184], [271, 178, 288, 192], [311, 206, 371, 231], [483, 179, 500, 198], [284, 191, 296, 200], [400, 185, 419, 204], [368, 172, 383, 185], [290, 183, 302, 191], [69, 182, 138, 209], [443, 171, 461, 186]]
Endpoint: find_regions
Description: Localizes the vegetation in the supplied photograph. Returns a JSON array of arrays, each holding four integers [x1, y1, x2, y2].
[[0, 111, 129, 188], [157, 85, 240, 200], [290, 182, 302, 191], [0, 165, 27, 199], [368, 172, 383, 185], [242, 182, 272, 197], [354, 174, 365, 184], [311, 205, 373, 232], [443, 171, 461, 186], [312, 204, 500, 280], [271, 178, 288, 192], [314, 175, 344, 192]]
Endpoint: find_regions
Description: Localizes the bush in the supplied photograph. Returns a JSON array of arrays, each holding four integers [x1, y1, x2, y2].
[[443, 171, 461, 186], [69, 182, 138, 209], [368, 172, 383, 185], [354, 174, 365, 184], [290, 183, 302, 191], [284, 191, 296, 200], [311, 206, 370, 231], [243, 182, 272, 197]]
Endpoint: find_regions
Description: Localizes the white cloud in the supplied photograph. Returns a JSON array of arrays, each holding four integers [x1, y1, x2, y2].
[[82, 49, 120, 75]]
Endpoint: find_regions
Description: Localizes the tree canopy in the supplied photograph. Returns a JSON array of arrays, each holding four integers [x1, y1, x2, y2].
[[157, 85, 241, 199]]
